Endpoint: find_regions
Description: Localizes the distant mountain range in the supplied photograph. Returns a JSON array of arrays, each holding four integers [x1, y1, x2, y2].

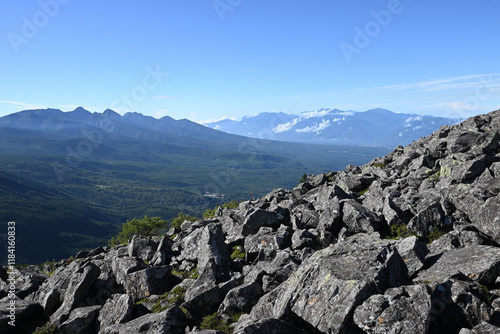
[[0, 107, 390, 263], [203, 108, 461, 146]]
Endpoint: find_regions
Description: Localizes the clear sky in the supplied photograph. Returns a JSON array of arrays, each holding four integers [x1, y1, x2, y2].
[[1, 0, 499, 122]]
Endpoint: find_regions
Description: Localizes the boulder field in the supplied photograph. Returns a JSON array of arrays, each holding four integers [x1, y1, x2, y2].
[[3, 109, 500, 333]]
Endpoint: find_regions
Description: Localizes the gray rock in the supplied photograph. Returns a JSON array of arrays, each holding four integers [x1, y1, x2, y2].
[[75, 250, 89, 259], [50, 262, 101, 325], [353, 285, 432, 333], [5, 266, 48, 299], [59, 305, 101, 334], [184, 274, 243, 318], [88, 246, 106, 257], [407, 201, 445, 237], [415, 246, 500, 286], [395, 236, 429, 277], [244, 227, 291, 261], [248, 233, 409, 333], [241, 208, 282, 236], [429, 280, 494, 334], [428, 229, 498, 256], [124, 265, 172, 300], [197, 223, 231, 283], [150, 235, 173, 266], [111, 256, 148, 287], [291, 229, 314, 250], [218, 281, 263, 316], [128, 235, 158, 262], [97, 294, 134, 331], [341, 199, 381, 233], [459, 322, 500, 334], [0, 296, 43, 334], [234, 317, 307, 334], [100, 305, 187, 334]]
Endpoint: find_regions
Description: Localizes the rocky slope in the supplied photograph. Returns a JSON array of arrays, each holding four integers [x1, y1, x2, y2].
[[3, 109, 500, 333]]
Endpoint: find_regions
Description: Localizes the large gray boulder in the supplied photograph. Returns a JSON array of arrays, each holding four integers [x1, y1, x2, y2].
[[50, 262, 101, 325], [341, 199, 381, 233], [128, 235, 159, 262], [97, 294, 134, 332], [124, 265, 173, 300], [218, 281, 263, 316], [100, 305, 186, 334], [59, 305, 101, 334], [415, 246, 500, 286], [353, 285, 432, 333], [247, 233, 409, 333], [234, 317, 307, 334], [0, 296, 43, 334]]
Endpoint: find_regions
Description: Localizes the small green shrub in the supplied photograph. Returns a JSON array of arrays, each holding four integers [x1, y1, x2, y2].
[[203, 200, 240, 219], [357, 187, 370, 196], [384, 223, 415, 240], [150, 286, 187, 313], [299, 173, 308, 183], [230, 246, 245, 260], [33, 323, 58, 334], [371, 163, 386, 168], [169, 212, 198, 230], [110, 216, 167, 247], [200, 313, 232, 332]]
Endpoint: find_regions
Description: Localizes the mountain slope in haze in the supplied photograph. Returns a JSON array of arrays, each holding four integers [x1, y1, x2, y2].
[[204, 108, 461, 146], [0, 171, 115, 264], [0, 107, 391, 263]]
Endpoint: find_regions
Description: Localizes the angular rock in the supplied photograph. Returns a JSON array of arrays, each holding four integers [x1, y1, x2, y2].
[[395, 236, 429, 277], [150, 235, 173, 266], [50, 262, 101, 325], [128, 235, 158, 262], [415, 246, 500, 286], [459, 322, 500, 334], [97, 294, 134, 331], [353, 285, 432, 333], [407, 201, 445, 237], [234, 317, 307, 334], [0, 296, 43, 334], [242, 208, 281, 236], [291, 229, 315, 250], [0, 266, 7, 282], [59, 305, 101, 334], [429, 280, 494, 334], [341, 199, 381, 233], [124, 265, 173, 300], [218, 281, 263, 316], [248, 233, 409, 333], [428, 229, 498, 256], [111, 256, 148, 287], [244, 227, 291, 261], [100, 305, 187, 334], [184, 275, 243, 318]]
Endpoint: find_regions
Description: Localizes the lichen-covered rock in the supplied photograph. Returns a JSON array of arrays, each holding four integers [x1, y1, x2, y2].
[[234, 317, 307, 334], [100, 305, 186, 334], [128, 235, 158, 262], [247, 233, 409, 333], [459, 321, 500, 334], [50, 262, 101, 325], [341, 199, 381, 233], [59, 305, 101, 334], [415, 246, 500, 286], [429, 280, 495, 333], [353, 285, 432, 333], [97, 294, 134, 332], [395, 236, 429, 277], [218, 281, 263, 315], [124, 265, 173, 300]]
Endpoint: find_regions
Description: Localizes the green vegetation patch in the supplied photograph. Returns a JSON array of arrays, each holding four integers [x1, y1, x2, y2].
[[109, 216, 167, 247], [230, 246, 246, 260]]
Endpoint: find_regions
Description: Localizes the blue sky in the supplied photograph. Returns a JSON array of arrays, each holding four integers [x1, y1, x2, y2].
[[1, 0, 499, 122]]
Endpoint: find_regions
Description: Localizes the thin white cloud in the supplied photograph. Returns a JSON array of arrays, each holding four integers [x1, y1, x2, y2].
[[0, 100, 46, 109], [370, 74, 500, 92]]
